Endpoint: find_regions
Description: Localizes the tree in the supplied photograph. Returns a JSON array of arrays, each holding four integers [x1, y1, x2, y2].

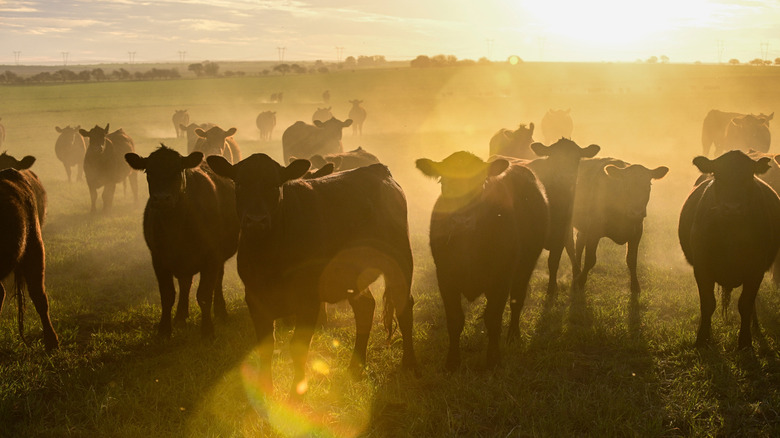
[[646, 55, 658, 64], [343, 56, 356, 67], [728, 58, 740, 65], [273, 63, 291, 75], [91, 68, 106, 81], [188, 63, 204, 77], [775, 57, 780, 65], [749, 58, 764, 66], [660, 55, 669, 64], [410, 55, 431, 68], [203, 61, 219, 76]]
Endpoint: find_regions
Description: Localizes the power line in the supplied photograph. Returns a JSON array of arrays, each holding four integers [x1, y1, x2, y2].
[[761, 42, 769, 61], [178, 50, 186, 64], [61, 51, 69, 66], [128, 51, 136, 64], [486, 38, 494, 60], [277, 47, 286, 62], [335, 46, 344, 63], [13, 51, 20, 65]]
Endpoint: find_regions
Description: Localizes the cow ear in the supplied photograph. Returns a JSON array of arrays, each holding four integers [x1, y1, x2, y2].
[[207, 155, 236, 179], [581, 144, 600, 158], [530, 142, 549, 157], [104, 123, 110, 132], [603, 164, 623, 178], [225, 127, 237, 137], [124, 153, 147, 170], [56, 126, 63, 133], [529, 122, 535, 134], [650, 166, 669, 179], [195, 128, 207, 138], [182, 152, 203, 169], [768, 112, 774, 121], [343, 119, 354, 127], [309, 163, 335, 179], [488, 159, 509, 177], [692, 156, 714, 174], [17, 156, 36, 170], [416, 158, 440, 178], [755, 157, 772, 175], [314, 120, 324, 128], [79, 128, 89, 137], [285, 159, 311, 181]]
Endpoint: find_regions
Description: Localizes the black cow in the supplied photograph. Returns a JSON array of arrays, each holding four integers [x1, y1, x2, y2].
[[348, 100, 367, 136], [207, 153, 417, 395], [125, 146, 239, 337], [193, 125, 241, 164], [417, 152, 548, 370], [172, 110, 190, 139], [256, 111, 276, 141], [679, 150, 780, 349], [312, 107, 333, 124], [281, 118, 353, 164], [489, 123, 535, 160], [308, 146, 380, 171], [54, 125, 86, 182], [79, 124, 138, 212]]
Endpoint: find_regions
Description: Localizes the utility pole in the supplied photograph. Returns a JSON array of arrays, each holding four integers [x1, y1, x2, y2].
[[277, 47, 286, 62], [61, 51, 69, 66], [486, 38, 494, 60], [13, 51, 20, 65], [178, 50, 186, 64], [128, 51, 136, 64], [716, 40, 724, 64], [335, 46, 344, 63], [761, 42, 769, 62]]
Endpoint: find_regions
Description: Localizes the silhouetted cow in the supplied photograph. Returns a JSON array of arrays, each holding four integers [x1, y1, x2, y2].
[[312, 107, 333, 123], [54, 125, 86, 182], [79, 124, 138, 212], [571, 157, 669, 293], [417, 152, 548, 370], [489, 123, 535, 159], [172, 110, 189, 139], [181, 122, 215, 154], [724, 113, 773, 153], [679, 150, 780, 349], [308, 146, 380, 171], [702, 109, 773, 156], [322, 90, 330, 104], [125, 146, 239, 337], [193, 125, 241, 164], [282, 117, 353, 164], [207, 153, 417, 395], [348, 100, 367, 136], [541, 109, 573, 143], [0, 162, 58, 351], [255, 111, 276, 141], [0, 153, 46, 221]]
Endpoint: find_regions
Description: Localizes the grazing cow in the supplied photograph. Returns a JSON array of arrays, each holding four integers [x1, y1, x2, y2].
[[181, 122, 215, 154], [207, 153, 418, 395], [282, 117, 353, 164], [308, 146, 380, 171], [571, 157, 669, 293], [679, 150, 780, 349], [322, 90, 330, 104], [125, 146, 239, 337], [79, 124, 138, 212], [255, 111, 276, 141], [0, 118, 5, 149], [541, 109, 573, 144], [702, 109, 773, 156], [724, 113, 773, 153], [312, 107, 333, 124], [0, 164, 58, 351], [489, 123, 535, 159], [172, 110, 189, 139], [54, 125, 86, 182], [193, 125, 241, 164], [348, 100, 367, 136], [417, 152, 548, 370]]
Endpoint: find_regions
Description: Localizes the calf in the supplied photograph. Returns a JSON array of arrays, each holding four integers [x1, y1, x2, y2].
[[125, 146, 239, 337], [256, 111, 276, 141], [489, 123, 535, 160], [208, 153, 417, 395], [417, 152, 548, 370], [679, 150, 780, 349], [193, 125, 241, 164], [79, 124, 138, 212], [172, 110, 189, 139], [181, 122, 215, 154], [282, 117, 353, 164], [54, 125, 86, 182], [571, 157, 668, 293], [348, 100, 367, 136]]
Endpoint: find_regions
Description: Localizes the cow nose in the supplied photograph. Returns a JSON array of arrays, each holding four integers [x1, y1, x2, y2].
[[150, 193, 175, 206], [243, 213, 272, 231]]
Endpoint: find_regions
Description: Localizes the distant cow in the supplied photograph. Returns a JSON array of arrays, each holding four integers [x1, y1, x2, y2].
[[270, 92, 284, 103], [724, 113, 773, 153], [308, 146, 380, 171], [312, 107, 333, 123], [541, 109, 573, 143], [489, 123, 535, 159], [125, 146, 239, 338], [0, 163, 58, 351], [282, 117, 353, 164], [193, 125, 241, 164], [322, 90, 330, 104], [79, 124, 138, 212], [571, 157, 669, 293], [702, 109, 773, 156], [181, 122, 216, 154], [417, 152, 548, 370], [348, 100, 367, 136], [172, 110, 189, 139], [207, 153, 418, 395], [54, 125, 86, 182], [679, 150, 780, 349], [256, 111, 276, 141]]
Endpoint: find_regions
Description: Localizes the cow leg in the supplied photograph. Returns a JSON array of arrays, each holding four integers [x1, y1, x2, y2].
[[63, 163, 72, 183], [246, 290, 275, 393], [348, 289, 375, 377], [441, 287, 464, 371], [196, 268, 217, 338], [89, 185, 98, 213], [213, 265, 228, 321], [102, 183, 116, 211], [22, 240, 59, 351], [77, 163, 84, 182], [290, 301, 320, 396], [626, 228, 643, 294], [737, 274, 762, 350], [154, 265, 176, 337], [508, 260, 535, 342], [546, 244, 563, 294], [721, 286, 733, 321], [484, 291, 508, 368], [395, 294, 418, 373], [574, 231, 586, 269], [173, 275, 192, 327], [576, 236, 600, 291], [565, 228, 580, 279], [694, 269, 716, 347]]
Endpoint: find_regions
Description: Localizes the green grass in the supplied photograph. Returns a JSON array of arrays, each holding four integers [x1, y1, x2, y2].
[[2, 62, 780, 437]]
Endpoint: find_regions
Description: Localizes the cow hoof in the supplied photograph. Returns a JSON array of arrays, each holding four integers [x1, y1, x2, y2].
[[348, 361, 366, 380], [44, 337, 60, 352], [157, 325, 172, 338], [173, 316, 187, 328]]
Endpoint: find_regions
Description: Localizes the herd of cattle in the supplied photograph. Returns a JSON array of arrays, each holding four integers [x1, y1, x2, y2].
[[0, 105, 778, 396]]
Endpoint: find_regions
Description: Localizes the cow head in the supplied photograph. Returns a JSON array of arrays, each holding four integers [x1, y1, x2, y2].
[[194, 125, 237, 157], [208, 153, 310, 232], [125, 145, 202, 209], [79, 124, 110, 151], [313, 117, 353, 142], [349, 99, 363, 107], [416, 151, 509, 201], [693, 150, 771, 214], [505, 123, 535, 145], [603, 163, 669, 220], [0, 152, 36, 171]]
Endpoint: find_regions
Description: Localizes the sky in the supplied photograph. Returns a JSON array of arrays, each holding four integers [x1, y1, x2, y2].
[[1, 0, 779, 65]]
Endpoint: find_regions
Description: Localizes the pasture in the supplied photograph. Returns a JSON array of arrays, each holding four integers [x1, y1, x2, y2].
[[2, 62, 780, 436]]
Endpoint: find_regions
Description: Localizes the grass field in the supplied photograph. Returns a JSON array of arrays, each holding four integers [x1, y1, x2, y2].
[[2, 62, 780, 437]]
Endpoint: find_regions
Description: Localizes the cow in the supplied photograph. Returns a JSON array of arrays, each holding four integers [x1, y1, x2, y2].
[[181, 122, 216, 154], [270, 92, 283, 103], [348, 100, 367, 136], [679, 150, 780, 349], [488, 123, 535, 159], [281, 117, 353, 164], [256, 111, 276, 141], [312, 107, 333, 124], [172, 110, 190, 139], [207, 153, 418, 395], [54, 125, 86, 182], [417, 152, 547, 370], [702, 109, 773, 156], [570, 157, 669, 294], [308, 146, 380, 171], [79, 124, 138, 213], [0, 161, 58, 351], [124, 146, 239, 338], [747, 150, 780, 285], [193, 125, 241, 164], [541, 109, 573, 144], [724, 113, 773, 153], [322, 90, 330, 104]]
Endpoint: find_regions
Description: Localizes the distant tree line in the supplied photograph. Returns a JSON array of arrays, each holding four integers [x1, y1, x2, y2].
[[0, 67, 180, 84], [410, 55, 499, 68]]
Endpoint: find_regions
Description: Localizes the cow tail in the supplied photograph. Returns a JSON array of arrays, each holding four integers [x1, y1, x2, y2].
[[14, 271, 30, 348], [383, 292, 397, 343]]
